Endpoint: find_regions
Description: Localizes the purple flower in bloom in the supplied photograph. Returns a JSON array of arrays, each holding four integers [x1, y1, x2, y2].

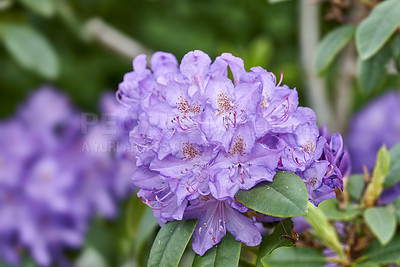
[[119, 50, 346, 254], [184, 196, 261, 255], [295, 126, 348, 206]]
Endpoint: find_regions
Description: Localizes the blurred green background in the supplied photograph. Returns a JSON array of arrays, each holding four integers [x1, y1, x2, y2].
[[0, 0, 303, 118]]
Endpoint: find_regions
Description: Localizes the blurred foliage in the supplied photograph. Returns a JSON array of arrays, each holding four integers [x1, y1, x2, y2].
[[0, 0, 302, 118], [316, 0, 400, 114]]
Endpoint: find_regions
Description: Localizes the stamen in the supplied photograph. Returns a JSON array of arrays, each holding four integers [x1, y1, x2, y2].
[[276, 72, 283, 87]]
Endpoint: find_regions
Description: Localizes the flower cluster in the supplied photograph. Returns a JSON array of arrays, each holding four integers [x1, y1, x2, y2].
[[118, 50, 347, 255], [0, 87, 135, 266]]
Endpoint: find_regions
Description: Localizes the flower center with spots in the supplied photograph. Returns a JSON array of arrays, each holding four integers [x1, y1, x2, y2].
[[182, 142, 202, 161], [307, 177, 318, 188], [217, 93, 237, 115], [303, 141, 316, 154], [230, 135, 246, 156], [260, 93, 271, 109], [200, 194, 212, 202], [176, 96, 201, 115]]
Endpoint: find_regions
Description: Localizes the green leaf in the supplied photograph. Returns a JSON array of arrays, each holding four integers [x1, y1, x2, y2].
[[0, 23, 59, 79], [352, 263, 380, 267], [148, 220, 197, 267], [364, 207, 396, 245], [255, 219, 294, 267], [192, 233, 241, 267], [261, 247, 325, 267], [356, 0, 400, 60], [318, 198, 359, 221], [364, 145, 391, 206], [347, 174, 364, 202], [364, 234, 400, 264], [18, 0, 55, 17], [393, 197, 400, 222], [357, 46, 389, 95], [384, 142, 400, 187], [315, 24, 355, 75], [235, 171, 308, 217]]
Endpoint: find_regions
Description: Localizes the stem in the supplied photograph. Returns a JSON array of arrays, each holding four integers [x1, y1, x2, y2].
[[299, 0, 332, 128], [85, 18, 152, 60], [333, 44, 356, 133]]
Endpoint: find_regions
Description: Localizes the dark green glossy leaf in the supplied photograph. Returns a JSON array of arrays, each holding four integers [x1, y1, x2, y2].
[[356, 0, 400, 60], [235, 171, 308, 217], [318, 198, 359, 221], [347, 174, 364, 202], [0, 23, 59, 79], [364, 234, 400, 264], [255, 219, 294, 267], [18, 0, 55, 17], [384, 142, 400, 187], [261, 247, 325, 267], [315, 24, 355, 75], [357, 47, 389, 95], [148, 220, 197, 267], [364, 207, 396, 245], [192, 233, 241, 267]]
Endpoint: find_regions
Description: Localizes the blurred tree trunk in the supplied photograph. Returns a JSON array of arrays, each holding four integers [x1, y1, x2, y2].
[[299, 0, 332, 128]]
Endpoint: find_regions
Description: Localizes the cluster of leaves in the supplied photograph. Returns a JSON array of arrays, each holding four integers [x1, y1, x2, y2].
[[263, 143, 400, 267], [316, 0, 400, 95]]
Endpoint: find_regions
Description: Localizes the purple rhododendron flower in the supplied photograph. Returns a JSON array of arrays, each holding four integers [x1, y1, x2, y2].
[[118, 50, 346, 255], [0, 88, 135, 266], [297, 126, 349, 206]]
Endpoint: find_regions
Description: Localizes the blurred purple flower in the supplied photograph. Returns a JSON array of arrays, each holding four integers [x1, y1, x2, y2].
[[347, 91, 400, 173], [0, 88, 135, 266], [119, 50, 347, 254]]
